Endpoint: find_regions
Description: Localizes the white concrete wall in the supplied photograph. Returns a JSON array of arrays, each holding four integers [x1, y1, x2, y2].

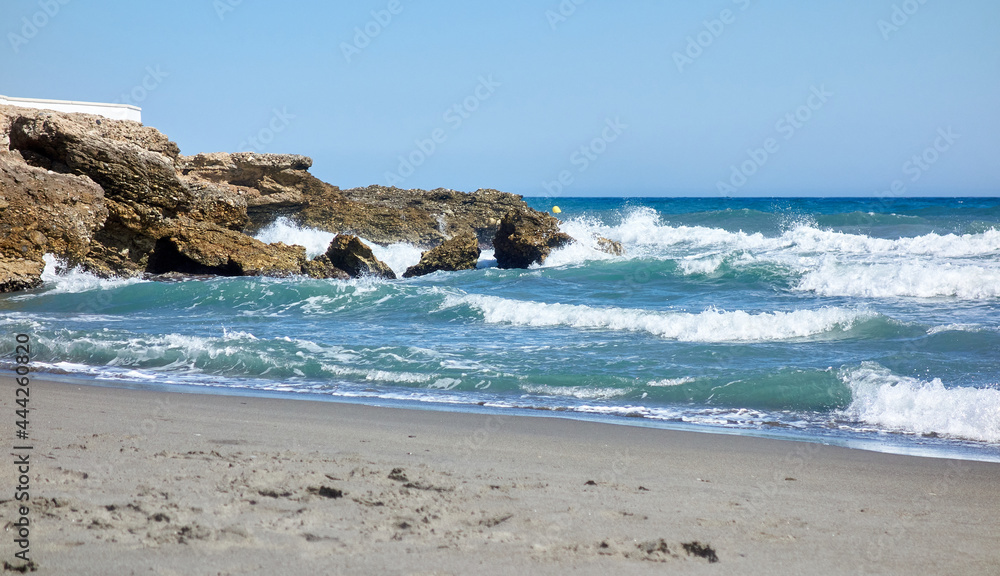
[[0, 95, 141, 123]]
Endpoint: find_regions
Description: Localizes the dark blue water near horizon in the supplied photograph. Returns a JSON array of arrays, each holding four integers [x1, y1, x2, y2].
[[3, 197, 999, 461]]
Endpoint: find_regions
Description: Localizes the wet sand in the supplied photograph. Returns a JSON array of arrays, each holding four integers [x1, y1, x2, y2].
[[2, 378, 998, 575]]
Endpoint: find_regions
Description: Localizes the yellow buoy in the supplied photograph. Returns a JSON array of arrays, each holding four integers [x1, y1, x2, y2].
[[552, 206, 562, 214]]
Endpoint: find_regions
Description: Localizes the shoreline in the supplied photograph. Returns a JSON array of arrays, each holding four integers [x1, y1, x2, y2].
[[29, 372, 1000, 464], [3, 377, 999, 574]]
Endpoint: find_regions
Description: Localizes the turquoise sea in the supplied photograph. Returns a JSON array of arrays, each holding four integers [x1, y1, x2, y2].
[[3, 197, 1000, 461]]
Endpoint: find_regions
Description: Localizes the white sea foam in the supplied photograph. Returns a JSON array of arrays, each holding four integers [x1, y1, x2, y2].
[[841, 363, 1000, 443], [321, 363, 434, 384], [35, 328, 441, 387], [566, 403, 790, 428], [677, 254, 729, 275], [258, 209, 1000, 278], [254, 217, 423, 276], [648, 377, 696, 387], [220, 329, 259, 341], [254, 217, 335, 258], [520, 384, 632, 400], [40, 254, 145, 293], [42, 361, 97, 374], [549, 208, 761, 263], [476, 248, 497, 269], [543, 209, 1000, 301], [30, 361, 163, 383], [0, 313, 44, 330], [538, 221, 620, 267], [367, 242, 424, 277], [782, 226, 1000, 258], [797, 261, 1000, 299], [35, 331, 268, 373], [551, 208, 1000, 262], [444, 294, 872, 342], [926, 324, 990, 335]]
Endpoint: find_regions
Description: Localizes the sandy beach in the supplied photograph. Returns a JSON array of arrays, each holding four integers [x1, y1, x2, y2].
[[2, 377, 998, 575]]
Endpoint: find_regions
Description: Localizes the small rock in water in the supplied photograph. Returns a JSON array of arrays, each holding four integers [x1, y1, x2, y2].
[[492, 209, 573, 268], [403, 231, 480, 278], [596, 236, 624, 256], [325, 235, 396, 279]]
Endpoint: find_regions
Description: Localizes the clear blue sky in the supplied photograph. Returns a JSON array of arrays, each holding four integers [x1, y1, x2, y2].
[[3, 1, 999, 196]]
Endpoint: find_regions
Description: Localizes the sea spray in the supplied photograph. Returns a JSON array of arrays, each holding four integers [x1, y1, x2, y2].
[[253, 217, 424, 276], [254, 218, 335, 258]]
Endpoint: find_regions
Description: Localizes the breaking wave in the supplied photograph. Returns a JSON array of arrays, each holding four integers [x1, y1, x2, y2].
[[545, 207, 1000, 300], [38, 254, 146, 294], [553, 207, 1000, 259], [797, 261, 1000, 299], [841, 363, 1000, 443], [444, 294, 875, 342]]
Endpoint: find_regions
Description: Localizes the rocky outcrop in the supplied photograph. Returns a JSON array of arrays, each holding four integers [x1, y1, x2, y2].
[[301, 255, 350, 280], [1, 105, 249, 281], [0, 139, 109, 291], [294, 185, 525, 249], [178, 153, 313, 230], [0, 104, 573, 293], [9, 110, 188, 211], [493, 209, 573, 269], [146, 221, 308, 277], [0, 151, 107, 262], [0, 258, 44, 293], [403, 231, 481, 278], [324, 235, 396, 279], [177, 156, 532, 249]]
